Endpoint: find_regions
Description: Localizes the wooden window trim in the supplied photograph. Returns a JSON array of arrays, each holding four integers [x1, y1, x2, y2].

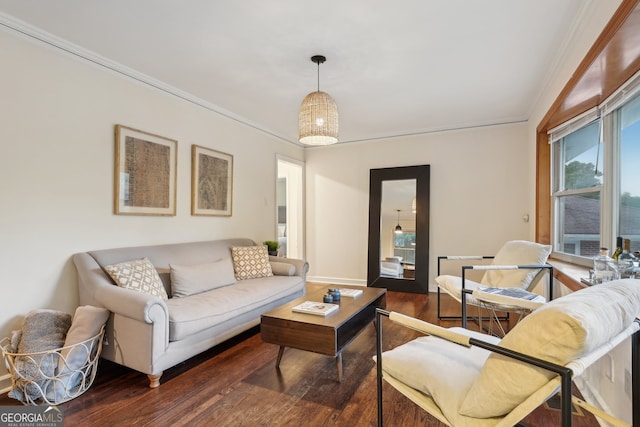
[[536, 0, 640, 245]]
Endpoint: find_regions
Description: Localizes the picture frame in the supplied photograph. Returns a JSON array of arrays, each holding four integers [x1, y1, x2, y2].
[[191, 145, 233, 216], [114, 125, 177, 216]]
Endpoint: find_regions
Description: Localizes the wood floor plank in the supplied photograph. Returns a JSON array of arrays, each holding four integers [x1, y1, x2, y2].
[[0, 285, 600, 426]]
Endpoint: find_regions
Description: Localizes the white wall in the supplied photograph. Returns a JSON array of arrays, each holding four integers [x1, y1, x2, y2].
[[0, 30, 303, 378], [305, 123, 533, 287]]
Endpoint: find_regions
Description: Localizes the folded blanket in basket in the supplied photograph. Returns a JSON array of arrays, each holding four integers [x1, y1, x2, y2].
[[8, 309, 72, 402]]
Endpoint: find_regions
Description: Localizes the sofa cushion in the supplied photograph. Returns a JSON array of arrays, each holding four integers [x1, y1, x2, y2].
[[231, 245, 273, 280], [104, 258, 168, 300], [460, 279, 640, 418], [170, 258, 236, 298], [166, 275, 303, 341]]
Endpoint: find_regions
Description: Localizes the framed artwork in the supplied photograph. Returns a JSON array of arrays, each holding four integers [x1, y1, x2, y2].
[[114, 125, 177, 216], [191, 145, 233, 216]]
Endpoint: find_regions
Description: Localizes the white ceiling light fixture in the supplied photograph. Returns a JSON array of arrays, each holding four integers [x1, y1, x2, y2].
[[298, 55, 339, 145]]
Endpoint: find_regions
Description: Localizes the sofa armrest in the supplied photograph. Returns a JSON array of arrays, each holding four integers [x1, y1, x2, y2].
[[74, 252, 169, 324], [94, 283, 168, 324], [269, 255, 309, 278]]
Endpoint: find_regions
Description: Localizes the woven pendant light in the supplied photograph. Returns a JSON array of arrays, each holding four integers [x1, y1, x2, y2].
[[298, 55, 339, 145]]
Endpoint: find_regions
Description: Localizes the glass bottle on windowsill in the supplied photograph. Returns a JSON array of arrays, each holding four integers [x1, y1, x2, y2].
[[617, 239, 637, 279], [593, 247, 619, 284], [612, 236, 623, 261]]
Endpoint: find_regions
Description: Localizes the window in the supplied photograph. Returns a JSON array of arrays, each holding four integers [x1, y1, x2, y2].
[[394, 231, 416, 264], [552, 120, 602, 258], [619, 95, 640, 253], [550, 82, 640, 265]]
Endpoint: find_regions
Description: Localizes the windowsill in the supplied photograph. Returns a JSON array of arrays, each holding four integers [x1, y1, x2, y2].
[[548, 257, 590, 292]]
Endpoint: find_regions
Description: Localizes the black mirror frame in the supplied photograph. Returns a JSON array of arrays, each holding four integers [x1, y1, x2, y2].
[[367, 165, 430, 293]]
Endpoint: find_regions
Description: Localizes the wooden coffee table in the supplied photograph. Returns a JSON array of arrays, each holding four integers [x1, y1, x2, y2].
[[260, 286, 387, 382]]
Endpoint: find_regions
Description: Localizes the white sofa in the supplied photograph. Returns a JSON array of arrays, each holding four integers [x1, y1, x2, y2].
[[73, 238, 307, 387]]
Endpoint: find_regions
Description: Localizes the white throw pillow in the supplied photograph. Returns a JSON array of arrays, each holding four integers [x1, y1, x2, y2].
[[481, 240, 551, 289], [459, 279, 640, 418], [170, 258, 236, 297], [231, 245, 273, 280], [47, 306, 110, 402], [104, 258, 168, 300]]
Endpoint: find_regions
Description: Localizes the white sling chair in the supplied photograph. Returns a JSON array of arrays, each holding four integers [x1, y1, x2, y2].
[[436, 240, 553, 333], [376, 279, 640, 427]]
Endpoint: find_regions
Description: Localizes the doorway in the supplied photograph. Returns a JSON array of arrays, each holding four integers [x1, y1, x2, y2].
[[276, 156, 305, 259]]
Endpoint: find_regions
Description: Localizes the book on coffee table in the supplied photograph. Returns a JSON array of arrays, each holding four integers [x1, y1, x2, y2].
[[292, 301, 339, 316], [337, 288, 363, 298]]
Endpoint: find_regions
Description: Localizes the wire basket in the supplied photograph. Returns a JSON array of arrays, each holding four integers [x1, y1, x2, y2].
[[1, 326, 105, 405]]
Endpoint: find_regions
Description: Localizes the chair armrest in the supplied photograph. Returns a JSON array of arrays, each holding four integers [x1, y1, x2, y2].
[[468, 264, 551, 271], [460, 264, 553, 288], [388, 311, 471, 347], [440, 255, 491, 260], [436, 255, 495, 276]]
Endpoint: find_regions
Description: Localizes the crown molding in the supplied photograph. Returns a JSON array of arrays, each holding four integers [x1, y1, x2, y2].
[[0, 12, 300, 146]]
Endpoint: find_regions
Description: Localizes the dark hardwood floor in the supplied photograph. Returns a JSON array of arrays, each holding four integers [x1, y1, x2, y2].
[[1, 283, 598, 426]]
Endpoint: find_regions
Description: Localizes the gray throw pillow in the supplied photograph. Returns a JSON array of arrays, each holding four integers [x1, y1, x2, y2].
[[170, 258, 236, 298]]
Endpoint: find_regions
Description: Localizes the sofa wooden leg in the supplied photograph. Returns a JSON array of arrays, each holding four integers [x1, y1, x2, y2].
[[148, 373, 162, 388]]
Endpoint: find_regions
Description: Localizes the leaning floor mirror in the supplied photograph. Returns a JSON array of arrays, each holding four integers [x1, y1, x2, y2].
[[367, 165, 430, 293]]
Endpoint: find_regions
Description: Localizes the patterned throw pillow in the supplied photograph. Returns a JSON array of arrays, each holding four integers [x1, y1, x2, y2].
[[231, 245, 273, 280], [104, 258, 168, 300]]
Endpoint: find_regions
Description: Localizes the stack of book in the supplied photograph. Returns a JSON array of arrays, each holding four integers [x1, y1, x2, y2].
[[336, 288, 363, 298], [472, 286, 546, 310], [292, 301, 339, 316]]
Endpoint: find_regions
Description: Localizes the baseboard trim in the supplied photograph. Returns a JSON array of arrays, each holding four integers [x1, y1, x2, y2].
[[307, 277, 440, 292], [307, 276, 366, 286]]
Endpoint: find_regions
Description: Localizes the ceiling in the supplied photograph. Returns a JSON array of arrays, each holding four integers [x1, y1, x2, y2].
[[0, 0, 588, 145]]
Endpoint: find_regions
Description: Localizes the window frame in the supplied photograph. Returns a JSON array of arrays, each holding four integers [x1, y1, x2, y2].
[[535, 1, 640, 271], [549, 91, 639, 266], [550, 119, 603, 267]]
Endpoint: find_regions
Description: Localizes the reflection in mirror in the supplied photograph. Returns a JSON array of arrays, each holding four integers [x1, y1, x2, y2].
[[276, 157, 304, 259], [368, 165, 429, 294], [380, 179, 416, 280]]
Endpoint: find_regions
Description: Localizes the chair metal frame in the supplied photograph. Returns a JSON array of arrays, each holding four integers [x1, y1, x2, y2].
[[437, 254, 554, 331], [375, 308, 640, 427], [460, 264, 554, 329], [437, 255, 494, 320]]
